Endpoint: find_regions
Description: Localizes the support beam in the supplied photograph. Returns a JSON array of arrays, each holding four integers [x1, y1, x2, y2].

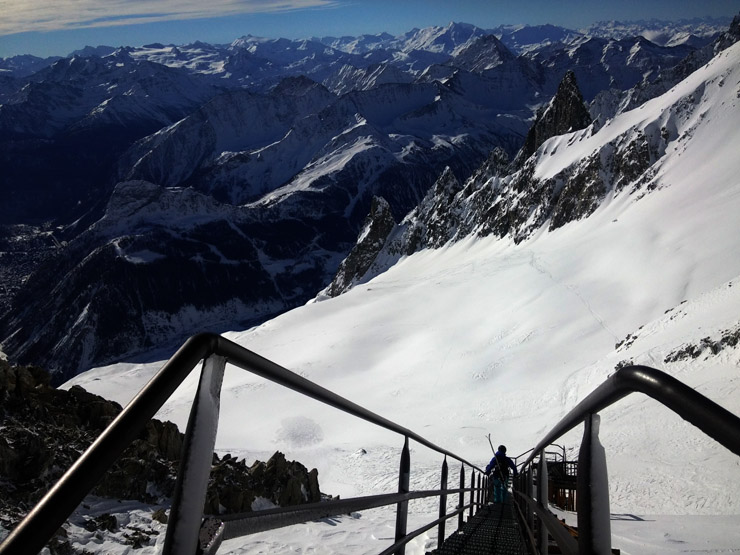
[[577, 414, 611, 554], [394, 436, 411, 555], [164, 355, 226, 555], [437, 457, 448, 548], [538, 452, 549, 555]]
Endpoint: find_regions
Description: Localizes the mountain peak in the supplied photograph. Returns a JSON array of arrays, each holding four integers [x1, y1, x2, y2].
[[514, 70, 592, 165], [450, 33, 515, 71], [321, 196, 396, 298]]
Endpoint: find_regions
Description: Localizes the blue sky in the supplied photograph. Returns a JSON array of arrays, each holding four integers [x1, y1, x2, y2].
[[1, 0, 739, 59]]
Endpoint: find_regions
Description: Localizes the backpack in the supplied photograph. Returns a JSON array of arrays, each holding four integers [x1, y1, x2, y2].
[[494, 453, 510, 481]]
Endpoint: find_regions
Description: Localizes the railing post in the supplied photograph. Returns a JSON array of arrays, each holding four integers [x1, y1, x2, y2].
[[577, 414, 611, 555], [538, 451, 549, 555], [476, 473, 482, 511], [437, 457, 449, 549], [394, 436, 410, 555], [469, 472, 475, 518], [458, 464, 465, 530], [527, 465, 535, 535], [163, 354, 226, 555]]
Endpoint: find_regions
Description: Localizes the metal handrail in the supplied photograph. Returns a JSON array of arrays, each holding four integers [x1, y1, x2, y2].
[[514, 365, 740, 554], [217, 488, 474, 538], [0, 332, 487, 555], [522, 365, 740, 467]]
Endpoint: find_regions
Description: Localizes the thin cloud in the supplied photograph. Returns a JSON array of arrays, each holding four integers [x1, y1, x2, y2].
[[0, 0, 341, 36]]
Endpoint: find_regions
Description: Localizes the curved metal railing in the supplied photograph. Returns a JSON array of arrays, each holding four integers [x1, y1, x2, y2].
[[0, 332, 489, 555], [511, 365, 740, 555]]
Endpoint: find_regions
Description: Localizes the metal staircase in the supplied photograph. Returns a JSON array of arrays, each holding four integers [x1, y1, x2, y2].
[[1, 332, 739, 555], [431, 501, 529, 555]]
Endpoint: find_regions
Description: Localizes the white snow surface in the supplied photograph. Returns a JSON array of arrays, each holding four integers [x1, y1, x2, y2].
[[59, 43, 740, 554]]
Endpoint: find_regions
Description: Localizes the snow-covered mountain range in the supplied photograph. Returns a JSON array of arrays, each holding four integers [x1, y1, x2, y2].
[[58, 35, 740, 554], [0, 16, 737, 383]]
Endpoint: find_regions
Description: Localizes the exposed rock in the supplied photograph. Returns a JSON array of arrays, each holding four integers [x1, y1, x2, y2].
[[664, 325, 740, 363], [379, 165, 468, 256], [203, 451, 321, 514], [152, 508, 168, 524], [322, 196, 396, 297], [514, 70, 592, 166], [0, 361, 322, 550]]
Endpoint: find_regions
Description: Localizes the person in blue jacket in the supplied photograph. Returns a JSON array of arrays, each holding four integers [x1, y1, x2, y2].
[[485, 445, 518, 502]]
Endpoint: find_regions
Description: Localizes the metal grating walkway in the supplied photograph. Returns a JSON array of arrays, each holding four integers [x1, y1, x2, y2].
[[430, 501, 529, 555]]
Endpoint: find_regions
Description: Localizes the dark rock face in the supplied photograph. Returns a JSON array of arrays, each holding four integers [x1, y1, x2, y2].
[[322, 149, 513, 289], [204, 451, 321, 514], [0, 361, 321, 550], [515, 70, 592, 165], [394, 166, 466, 254], [323, 196, 397, 297]]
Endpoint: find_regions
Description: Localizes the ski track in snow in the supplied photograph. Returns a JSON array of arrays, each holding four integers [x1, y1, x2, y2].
[[528, 250, 621, 342]]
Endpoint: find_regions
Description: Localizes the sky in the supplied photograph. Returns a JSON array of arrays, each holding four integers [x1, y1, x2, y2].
[[1, 0, 739, 59]]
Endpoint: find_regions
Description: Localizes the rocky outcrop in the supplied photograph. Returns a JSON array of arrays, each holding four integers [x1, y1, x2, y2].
[[0, 361, 322, 550], [388, 166, 466, 255], [320, 151, 516, 294], [514, 70, 592, 166], [322, 196, 396, 297], [663, 325, 740, 363], [204, 451, 321, 514]]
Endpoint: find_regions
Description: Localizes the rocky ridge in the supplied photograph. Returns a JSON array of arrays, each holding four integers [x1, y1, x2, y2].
[[514, 70, 592, 166], [324, 32, 739, 296], [321, 196, 397, 298], [321, 70, 594, 290]]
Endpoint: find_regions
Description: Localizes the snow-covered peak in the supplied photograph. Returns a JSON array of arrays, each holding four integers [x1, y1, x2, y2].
[[581, 16, 732, 44], [449, 34, 516, 72], [497, 24, 584, 54], [316, 32, 396, 54], [398, 21, 489, 56], [0, 54, 62, 77]]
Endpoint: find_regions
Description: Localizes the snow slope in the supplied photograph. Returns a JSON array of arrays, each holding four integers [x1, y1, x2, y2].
[[60, 42, 740, 554]]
